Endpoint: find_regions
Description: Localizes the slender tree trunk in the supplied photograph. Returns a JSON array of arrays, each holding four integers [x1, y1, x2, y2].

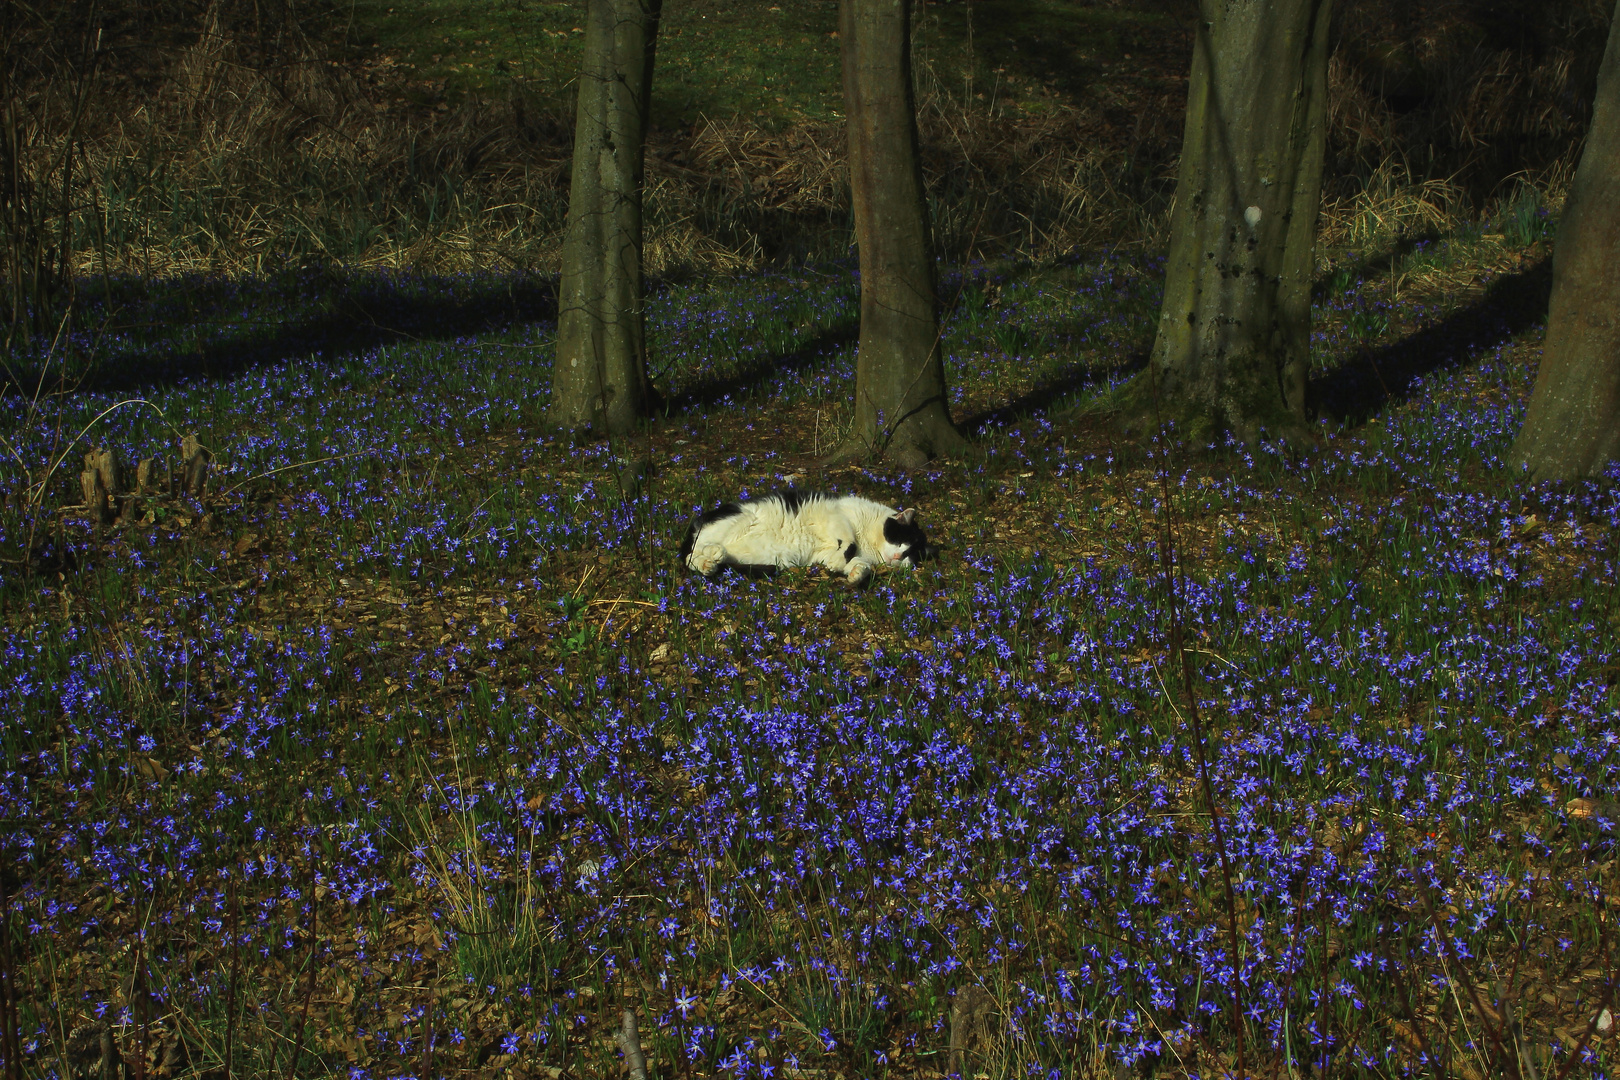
[[1509, 0, 1620, 480], [549, 0, 661, 435], [832, 0, 965, 469], [1138, 0, 1333, 442]]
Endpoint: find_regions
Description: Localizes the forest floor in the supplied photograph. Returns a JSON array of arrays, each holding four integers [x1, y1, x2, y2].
[[1, 184, 1616, 1080]]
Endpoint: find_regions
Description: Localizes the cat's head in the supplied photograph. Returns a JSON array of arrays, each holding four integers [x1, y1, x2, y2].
[[881, 508, 928, 568]]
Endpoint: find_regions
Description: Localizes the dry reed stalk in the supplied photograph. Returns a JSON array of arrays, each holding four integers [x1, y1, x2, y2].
[[1317, 158, 1470, 248]]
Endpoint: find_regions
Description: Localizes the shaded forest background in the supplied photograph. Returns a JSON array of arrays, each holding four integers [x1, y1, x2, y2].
[[2, 0, 1610, 280]]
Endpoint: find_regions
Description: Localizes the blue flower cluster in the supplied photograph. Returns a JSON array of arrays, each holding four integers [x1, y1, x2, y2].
[[0, 253, 1614, 1078]]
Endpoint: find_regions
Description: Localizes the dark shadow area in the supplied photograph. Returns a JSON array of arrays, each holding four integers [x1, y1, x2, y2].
[[1310, 231, 1444, 302], [1310, 256, 1551, 425], [925, 0, 1196, 112], [711, 563, 781, 581], [997, 31, 1106, 108], [959, 350, 1148, 434], [667, 323, 859, 414], [1, 269, 560, 397]]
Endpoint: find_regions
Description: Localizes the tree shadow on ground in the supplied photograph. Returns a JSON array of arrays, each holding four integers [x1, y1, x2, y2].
[[3, 269, 560, 397], [666, 323, 859, 414], [958, 351, 1148, 434], [1310, 231, 1444, 302], [1309, 255, 1551, 426]]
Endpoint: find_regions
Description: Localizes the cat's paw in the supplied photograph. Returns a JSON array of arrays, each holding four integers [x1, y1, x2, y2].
[[688, 544, 726, 576], [845, 560, 874, 586]]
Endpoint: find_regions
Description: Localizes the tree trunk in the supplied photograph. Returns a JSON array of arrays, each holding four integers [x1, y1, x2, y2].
[[832, 0, 966, 468], [1138, 0, 1333, 443], [549, 0, 661, 435], [1509, 0, 1620, 480]]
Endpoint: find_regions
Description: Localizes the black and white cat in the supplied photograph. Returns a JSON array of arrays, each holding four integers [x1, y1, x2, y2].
[[679, 490, 927, 585]]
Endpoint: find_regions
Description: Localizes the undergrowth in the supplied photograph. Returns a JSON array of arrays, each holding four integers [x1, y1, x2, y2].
[[0, 0, 1602, 289], [0, 188, 1614, 1079]]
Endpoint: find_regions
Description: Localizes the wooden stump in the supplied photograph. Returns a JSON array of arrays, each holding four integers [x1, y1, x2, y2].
[[948, 984, 996, 1079], [179, 434, 210, 498], [85, 448, 118, 495], [136, 455, 165, 495], [79, 465, 112, 528]]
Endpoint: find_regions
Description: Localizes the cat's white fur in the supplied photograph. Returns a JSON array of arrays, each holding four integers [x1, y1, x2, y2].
[[680, 491, 926, 585]]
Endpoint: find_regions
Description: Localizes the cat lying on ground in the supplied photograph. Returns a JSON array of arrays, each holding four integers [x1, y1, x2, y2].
[[679, 490, 927, 585]]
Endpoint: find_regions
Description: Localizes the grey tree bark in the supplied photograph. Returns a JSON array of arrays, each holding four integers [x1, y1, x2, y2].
[[831, 0, 966, 468], [1509, 0, 1620, 480], [1135, 0, 1334, 443], [549, 0, 661, 435]]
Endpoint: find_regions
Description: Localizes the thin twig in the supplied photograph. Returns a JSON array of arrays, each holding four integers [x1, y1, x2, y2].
[[284, 857, 320, 1080], [1552, 917, 1614, 1080], [1148, 370, 1246, 1076], [0, 843, 19, 1080], [1418, 883, 1510, 1072], [617, 1009, 648, 1080], [224, 873, 240, 1080], [215, 451, 368, 499]]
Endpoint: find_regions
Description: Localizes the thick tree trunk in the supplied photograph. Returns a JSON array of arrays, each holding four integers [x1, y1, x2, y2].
[[833, 0, 966, 468], [549, 0, 661, 435], [1138, 0, 1333, 443], [1509, 0, 1620, 480]]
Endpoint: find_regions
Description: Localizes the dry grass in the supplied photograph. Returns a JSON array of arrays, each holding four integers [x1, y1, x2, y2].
[[0, 0, 1604, 286], [71, 15, 573, 276], [1326, 0, 1606, 202], [652, 73, 1183, 278]]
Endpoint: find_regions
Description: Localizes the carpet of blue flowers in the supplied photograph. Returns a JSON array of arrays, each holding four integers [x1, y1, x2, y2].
[[0, 236, 1615, 1079]]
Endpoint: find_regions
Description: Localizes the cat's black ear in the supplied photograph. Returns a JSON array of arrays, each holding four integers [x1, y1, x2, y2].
[[896, 508, 917, 525]]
